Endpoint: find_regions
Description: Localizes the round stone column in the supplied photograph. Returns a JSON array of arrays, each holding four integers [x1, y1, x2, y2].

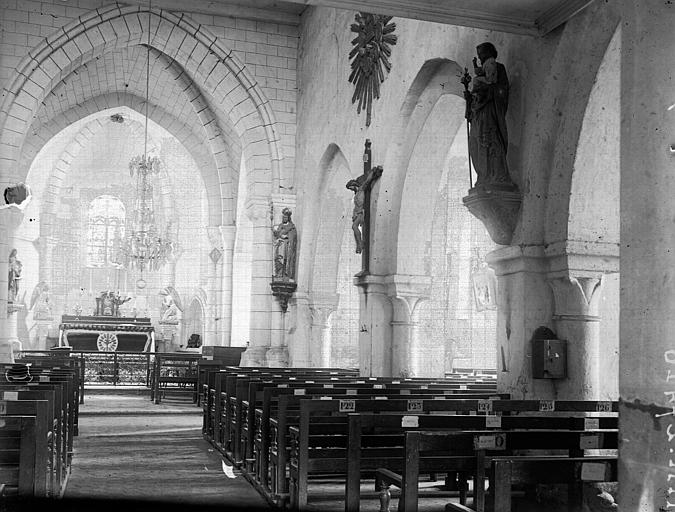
[[219, 225, 236, 346], [240, 197, 273, 366], [309, 295, 338, 367], [387, 275, 430, 378], [620, 2, 675, 509], [0, 206, 26, 362], [547, 275, 602, 399]]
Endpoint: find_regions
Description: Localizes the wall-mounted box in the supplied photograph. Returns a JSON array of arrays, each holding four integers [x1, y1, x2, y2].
[[532, 338, 567, 379]]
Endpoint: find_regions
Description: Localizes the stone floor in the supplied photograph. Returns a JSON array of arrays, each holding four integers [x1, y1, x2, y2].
[[59, 391, 270, 512]]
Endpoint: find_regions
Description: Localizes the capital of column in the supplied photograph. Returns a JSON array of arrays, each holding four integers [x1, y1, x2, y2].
[[308, 292, 339, 327], [547, 275, 603, 321], [486, 244, 548, 276], [545, 240, 619, 278], [385, 274, 431, 322]]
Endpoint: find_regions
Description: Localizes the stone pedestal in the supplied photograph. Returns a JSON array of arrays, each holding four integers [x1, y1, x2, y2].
[[265, 346, 289, 367], [240, 345, 269, 367], [158, 322, 179, 352], [32, 318, 53, 351]]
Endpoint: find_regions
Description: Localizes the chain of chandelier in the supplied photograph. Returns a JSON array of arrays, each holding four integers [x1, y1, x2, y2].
[[120, 1, 174, 273]]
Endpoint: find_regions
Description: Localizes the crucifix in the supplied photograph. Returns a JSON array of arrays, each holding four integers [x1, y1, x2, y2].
[[346, 139, 383, 275]]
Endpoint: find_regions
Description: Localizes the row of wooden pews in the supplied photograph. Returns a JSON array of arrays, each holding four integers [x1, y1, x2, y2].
[[0, 355, 81, 505]]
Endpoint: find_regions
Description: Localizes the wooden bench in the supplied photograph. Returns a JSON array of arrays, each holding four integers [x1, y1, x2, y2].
[[0, 417, 39, 497], [377, 427, 618, 512], [0, 401, 51, 497], [348, 413, 617, 511]]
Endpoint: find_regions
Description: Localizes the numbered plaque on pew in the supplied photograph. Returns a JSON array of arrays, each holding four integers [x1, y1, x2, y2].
[[473, 433, 506, 450]]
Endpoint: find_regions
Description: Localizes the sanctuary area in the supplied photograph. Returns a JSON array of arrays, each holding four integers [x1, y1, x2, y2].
[[0, 1, 670, 511]]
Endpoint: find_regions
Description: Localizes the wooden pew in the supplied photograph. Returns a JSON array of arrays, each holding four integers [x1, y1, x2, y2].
[[284, 398, 615, 510], [0, 401, 51, 497], [485, 456, 617, 512], [0, 417, 38, 497], [253, 385, 505, 500], [348, 413, 617, 512], [378, 427, 618, 512]]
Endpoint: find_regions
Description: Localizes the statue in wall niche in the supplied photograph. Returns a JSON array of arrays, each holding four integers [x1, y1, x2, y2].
[[461, 42, 514, 190], [272, 208, 298, 281], [7, 249, 22, 304]]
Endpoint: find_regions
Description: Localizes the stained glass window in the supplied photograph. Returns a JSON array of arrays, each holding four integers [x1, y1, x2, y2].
[[87, 195, 125, 267]]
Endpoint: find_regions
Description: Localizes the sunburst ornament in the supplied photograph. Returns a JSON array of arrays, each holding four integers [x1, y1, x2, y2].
[[348, 12, 397, 127]]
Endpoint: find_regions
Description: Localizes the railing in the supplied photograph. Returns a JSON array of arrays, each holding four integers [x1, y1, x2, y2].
[[19, 349, 157, 387]]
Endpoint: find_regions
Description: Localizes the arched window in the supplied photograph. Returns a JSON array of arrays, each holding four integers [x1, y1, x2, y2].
[[87, 195, 125, 267]]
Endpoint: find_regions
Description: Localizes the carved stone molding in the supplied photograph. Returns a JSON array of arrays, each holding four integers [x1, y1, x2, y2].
[[548, 275, 602, 321], [463, 188, 522, 246], [271, 280, 297, 313]]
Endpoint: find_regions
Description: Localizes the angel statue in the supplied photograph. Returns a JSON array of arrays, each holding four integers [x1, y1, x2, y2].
[[159, 286, 182, 324], [30, 281, 52, 320]]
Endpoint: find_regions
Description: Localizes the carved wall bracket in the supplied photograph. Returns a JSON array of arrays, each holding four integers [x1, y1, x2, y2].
[[270, 280, 297, 313], [462, 187, 522, 246]]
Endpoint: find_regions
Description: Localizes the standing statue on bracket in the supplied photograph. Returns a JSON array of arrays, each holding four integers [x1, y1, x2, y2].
[[159, 287, 182, 324], [8, 249, 22, 304], [272, 208, 298, 281], [461, 42, 515, 190]]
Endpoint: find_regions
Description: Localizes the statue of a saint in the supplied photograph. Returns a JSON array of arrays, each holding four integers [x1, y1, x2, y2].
[[30, 281, 52, 320], [462, 42, 513, 189], [346, 165, 383, 254], [8, 249, 22, 304], [272, 208, 297, 281], [159, 287, 182, 324]]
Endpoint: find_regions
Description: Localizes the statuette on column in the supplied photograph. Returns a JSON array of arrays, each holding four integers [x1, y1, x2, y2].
[[8, 248, 22, 305], [272, 208, 297, 281]]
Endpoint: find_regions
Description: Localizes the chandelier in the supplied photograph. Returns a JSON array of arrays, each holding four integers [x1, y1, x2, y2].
[[120, 1, 174, 273]]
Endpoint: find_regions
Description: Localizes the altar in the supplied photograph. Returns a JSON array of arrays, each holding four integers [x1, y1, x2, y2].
[[59, 315, 155, 352]]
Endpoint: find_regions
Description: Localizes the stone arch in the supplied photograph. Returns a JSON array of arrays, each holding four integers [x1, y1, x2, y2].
[[0, 5, 284, 203], [529, 1, 621, 245], [34, 114, 173, 241], [566, 25, 620, 248], [307, 144, 353, 297], [182, 289, 207, 344], [29, 98, 223, 226], [370, 58, 466, 275]]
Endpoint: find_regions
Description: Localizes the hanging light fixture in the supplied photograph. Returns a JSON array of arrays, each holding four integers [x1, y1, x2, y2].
[[121, 1, 174, 276]]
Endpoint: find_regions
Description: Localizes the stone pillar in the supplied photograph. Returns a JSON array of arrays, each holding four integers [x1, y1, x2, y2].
[[0, 206, 25, 363], [547, 275, 602, 399], [240, 197, 273, 366], [619, 2, 675, 509], [308, 294, 339, 368], [387, 275, 430, 378], [220, 225, 236, 346], [206, 226, 223, 346], [266, 194, 297, 367], [288, 291, 311, 367], [355, 274, 392, 377], [545, 240, 619, 400], [487, 246, 555, 399]]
